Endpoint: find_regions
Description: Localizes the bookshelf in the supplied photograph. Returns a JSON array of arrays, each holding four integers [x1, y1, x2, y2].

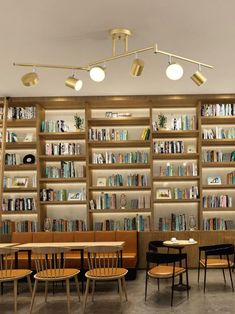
[[0, 95, 234, 236]]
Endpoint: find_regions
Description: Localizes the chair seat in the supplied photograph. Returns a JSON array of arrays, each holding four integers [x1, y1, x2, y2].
[[200, 258, 234, 268], [34, 268, 80, 281], [0, 269, 32, 282], [148, 265, 185, 278], [85, 267, 128, 279]]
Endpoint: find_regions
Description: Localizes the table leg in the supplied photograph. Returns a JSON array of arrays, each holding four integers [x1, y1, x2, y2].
[[80, 249, 84, 293], [173, 247, 190, 291]]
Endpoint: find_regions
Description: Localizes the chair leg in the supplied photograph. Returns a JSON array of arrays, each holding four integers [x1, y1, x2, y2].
[[91, 280, 95, 302], [222, 269, 226, 284], [228, 264, 234, 291], [197, 262, 200, 284], [122, 277, 128, 301], [27, 275, 33, 294], [74, 276, 81, 301], [66, 279, 71, 314], [30, 279, 38, 314], [144, 273, 148, 302], [203, 266, 207, 293], [157, 278, 160, 291], [171, 276, 175, 307], [186, 270, 189, 298], [118, 278, 123, 313], [45, 281, 48, 302], [13, 280, 17, 313], [82, 278, 90, 314]]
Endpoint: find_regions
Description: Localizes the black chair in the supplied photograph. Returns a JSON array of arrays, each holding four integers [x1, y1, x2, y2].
[[145, 251, 189, 306], [198, 243, 234, 292]]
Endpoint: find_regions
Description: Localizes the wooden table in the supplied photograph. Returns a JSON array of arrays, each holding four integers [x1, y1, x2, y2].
[[163, 239, 198, 290], [0, 243, 19, 248]]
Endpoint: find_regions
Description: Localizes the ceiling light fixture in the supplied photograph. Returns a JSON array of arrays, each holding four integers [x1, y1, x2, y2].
[[191, 64, 207, 86], [65, 75, 83, 91], [13, 28, 214, 89]]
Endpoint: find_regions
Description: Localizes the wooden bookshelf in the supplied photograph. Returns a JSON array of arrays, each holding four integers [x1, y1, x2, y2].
[[154, 199, 200, 203], [39, 155, 86, 161], [152, 153, 199, 160], [5, 142, 37, 149], [88, 117, 150, 126], [89, 208, 152, 213], [202, 162, 235, 168], [201, 139, 235, 146], [7, 119, 36, 127], [40, 201, 86, 205], [153, 176, 200, 181], [202, 185, 235, 189], [1, 210, 38, 215], [4, 165, 37, 171], [152, 130, 199, 138], [88, 140, 150, 147], [39, 132, 85, 140], [201, 116, 235, 124], [89, 163, 150, 169], [89, 186, 151, 191], [3, 188, 37, 193], [202, 208, 235, 212], [39, 178, 86, 183]]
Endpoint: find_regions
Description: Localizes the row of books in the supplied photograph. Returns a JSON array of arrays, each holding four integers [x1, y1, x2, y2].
[[92, 151, 148, 164], [153, 115, 197, 131], [5, 153, 21, 165], [227, 171, 235, 184], [153, 141, 185, 154], [45, 162, 84, 178], [90, 193, 151, 210], [2, 197, 35, 211], [40, 188, 86, 201], [158, 214, 187, 231], [7, 106, 36, 120], [94, 215, 151, 231], [202, 195, 232, 208], [202, 127, 235, 139], [201, 103, 235, 117], [6, 131, 18, 142], [201, 150, 232, 162], [104, 174, 148, 187], [140, 128, 150, 140], [171, 186, 199, 199], [159, 163, 198, 177], [203, 218, 234, 230], [45, 143, 81, 156], [51, 219, 86, 232], [89, 128, 128, 141], [0, 220, 38, 234], [126, 174, 148, 187], [41, 120, 69, 132]]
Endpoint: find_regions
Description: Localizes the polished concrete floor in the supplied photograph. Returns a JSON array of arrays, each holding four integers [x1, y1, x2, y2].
[[1, 269, 235, 314]]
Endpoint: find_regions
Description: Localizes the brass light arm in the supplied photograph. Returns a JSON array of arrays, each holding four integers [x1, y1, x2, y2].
[[13, 62, 89, 71]]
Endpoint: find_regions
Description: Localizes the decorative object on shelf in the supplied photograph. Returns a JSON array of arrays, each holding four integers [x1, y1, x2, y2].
[[231, 151, 235, 161], [96, 177, 107, 187], [188, 215, 197, 231], [207, 176, 222, 185], [23, 154, 35, 164], [158, 113, 167, 130], [187, 145, 196, 153], [105, 112, 132, 118], [68, 191, 82, 200], [14, 28, 214, 90], [156, 188, 172, 199], [120, 193, 127, 209], [12, 177, 29, 188], [44, 218, 52, 232], [23, 133, 33, 142], [74, 114, 84, 130]]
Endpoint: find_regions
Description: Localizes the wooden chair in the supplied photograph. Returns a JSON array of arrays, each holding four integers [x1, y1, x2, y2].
[[82, 245, 128, 314], [0, 247, 32, 313], [29, 246, 80, 314], [145, 251, 189, 306], [198, 243, 234, 292]]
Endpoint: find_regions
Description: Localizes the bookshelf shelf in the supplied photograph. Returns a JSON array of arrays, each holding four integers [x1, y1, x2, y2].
[[201, 139, 235, 146], [89, 186, 151, 191], [153, 153, 199, 160], [201, 116, 235, 124], [39, 155, 86, 161], [153, 176, 200, 181], [4, 165, 37, 171], [89, 163, 150, 170], [39, 132, 85, 140], [39, 178, 86, 183], [202, 208, 235, 212], [88, 140, 150, 147], [202, 185, 235, 189], [5, 142, 37, 149], [154, 199, 200, 203], [7, 119, 36, 127], [152, 130, 199, 138], [40, 201, 86, 205], [1, 210, 38, 215], [3, 188, 37, 193], [89, 208, 152, 214], [201, 162, 235, 168], [88, 117, 150, 126]]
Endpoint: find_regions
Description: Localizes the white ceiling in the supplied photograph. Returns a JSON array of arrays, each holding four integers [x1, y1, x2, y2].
[[0, 0, 234, 97]]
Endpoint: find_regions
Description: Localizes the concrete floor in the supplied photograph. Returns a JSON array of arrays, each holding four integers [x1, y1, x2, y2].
[[0, 269, 235, 314]]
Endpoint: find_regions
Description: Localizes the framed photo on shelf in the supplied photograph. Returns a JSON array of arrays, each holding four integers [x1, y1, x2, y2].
[[156, 188, 172, 199], [68, 191, 82, 200], [207, 176, 222, 185], [187, 145, 196, 153], [12, 177, 29, 188], [96, 177, 107, 187]]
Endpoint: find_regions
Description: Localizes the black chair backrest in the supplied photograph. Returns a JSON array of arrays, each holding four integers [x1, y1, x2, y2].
[[148, 241, 165, 252], [199, 243, 233, 252], [146, 251, 187, 265], [205, 245, 234, 257]]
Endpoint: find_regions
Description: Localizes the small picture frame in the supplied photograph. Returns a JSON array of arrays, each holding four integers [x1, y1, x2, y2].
[[187, 145, 196, 153], [12, 177, 28, 188], [68, 191, 82, 200], [105, 112, 113, 118], [207, 176, 222, 185], [156, 188, 172, 199], [96, 177, 107, 187]]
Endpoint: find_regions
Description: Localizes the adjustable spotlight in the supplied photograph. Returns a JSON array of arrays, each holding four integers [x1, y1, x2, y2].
[[191, 64, 207, 86], [89, 66, 105, 82], [65, 76, 83, 91], [130, 57, 144, 76], [166, 62, 183, 80], [21, 71, 39, 87]]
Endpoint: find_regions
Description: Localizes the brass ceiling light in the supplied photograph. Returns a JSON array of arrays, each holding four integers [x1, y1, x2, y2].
[[191, 64, 207, 86], [130, 55, 144, 76], [14, 28, 214, 88], [65, 75, 83, 91], [21, 71, 39, 87]]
